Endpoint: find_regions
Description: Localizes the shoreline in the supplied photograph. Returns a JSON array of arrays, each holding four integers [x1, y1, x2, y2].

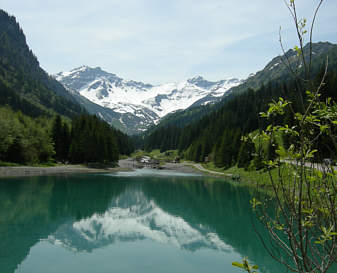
[[0, 165, 114, 178], [0, 159, 205, 178]]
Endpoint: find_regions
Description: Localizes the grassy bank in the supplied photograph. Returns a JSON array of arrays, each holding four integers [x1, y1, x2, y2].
[[202, 162, 274, 185], [198, 161, 299, 196]]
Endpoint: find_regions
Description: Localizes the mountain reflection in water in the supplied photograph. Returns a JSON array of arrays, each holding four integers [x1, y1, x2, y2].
[[0, 171, 283, 273], [49, 189, 231, 253]]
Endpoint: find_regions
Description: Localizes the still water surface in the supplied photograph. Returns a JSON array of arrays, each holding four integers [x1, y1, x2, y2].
[[0, 169, 284, 273]]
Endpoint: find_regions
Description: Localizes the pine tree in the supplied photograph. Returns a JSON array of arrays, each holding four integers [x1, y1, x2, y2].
[[51, 115, 63, 162]]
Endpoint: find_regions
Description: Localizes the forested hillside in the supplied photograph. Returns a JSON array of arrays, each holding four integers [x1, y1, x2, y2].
[[144, 43, 337, 169], [0, 10, 134, 165], [0, 9, 84, 118]]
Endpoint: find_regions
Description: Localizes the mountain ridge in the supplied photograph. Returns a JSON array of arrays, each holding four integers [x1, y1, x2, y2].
[[145, 41, 337, 134], [56, 66, 241, 134], [225, 41, 336, 97]]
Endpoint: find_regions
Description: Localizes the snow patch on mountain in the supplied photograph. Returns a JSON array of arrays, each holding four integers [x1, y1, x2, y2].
[[55, 66, 241, 132]]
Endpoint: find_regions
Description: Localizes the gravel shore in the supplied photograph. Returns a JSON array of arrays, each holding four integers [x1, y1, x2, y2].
[[117, 158, 203, 174], [0, 159, 203, 178], [0, 165, 113, 178]]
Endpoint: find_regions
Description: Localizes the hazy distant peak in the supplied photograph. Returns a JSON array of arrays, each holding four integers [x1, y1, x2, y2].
[[187, 76, 217, 89], [188, 75, 206, 82]]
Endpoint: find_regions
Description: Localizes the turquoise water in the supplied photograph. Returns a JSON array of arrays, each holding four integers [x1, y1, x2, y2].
[[0, 170, 285, 273]]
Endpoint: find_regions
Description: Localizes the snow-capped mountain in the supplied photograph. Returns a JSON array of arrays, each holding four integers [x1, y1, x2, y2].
[[55, 66, 241, 134], [48, 189, 232, 253]]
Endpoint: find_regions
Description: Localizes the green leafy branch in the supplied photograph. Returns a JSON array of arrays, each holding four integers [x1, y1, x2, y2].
[[232, 258, 259, 273]]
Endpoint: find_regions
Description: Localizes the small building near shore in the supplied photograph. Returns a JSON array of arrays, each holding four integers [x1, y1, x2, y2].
[[172, 157, 180, 163], [204, 155, 211, 163]]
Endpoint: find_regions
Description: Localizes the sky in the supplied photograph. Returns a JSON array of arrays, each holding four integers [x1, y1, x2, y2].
[[1, 0, 337, 84]]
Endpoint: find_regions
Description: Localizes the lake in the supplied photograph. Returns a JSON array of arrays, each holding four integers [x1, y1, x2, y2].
[[0, 169, 284, 273]]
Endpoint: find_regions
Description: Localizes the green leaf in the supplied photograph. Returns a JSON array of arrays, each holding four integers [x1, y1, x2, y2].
[[250, 198, 262, 210], [294, 45, 301, 56], [232, 262, 244, 269], [306, 149, 317, 158], [320, 125, 329, 133], [276, 146, 287, 157]]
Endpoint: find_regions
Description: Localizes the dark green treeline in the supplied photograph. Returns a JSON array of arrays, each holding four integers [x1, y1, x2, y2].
[[0, 107, 134, 165], [0, 106, 54, 163], [52, 114, 134, 164]]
